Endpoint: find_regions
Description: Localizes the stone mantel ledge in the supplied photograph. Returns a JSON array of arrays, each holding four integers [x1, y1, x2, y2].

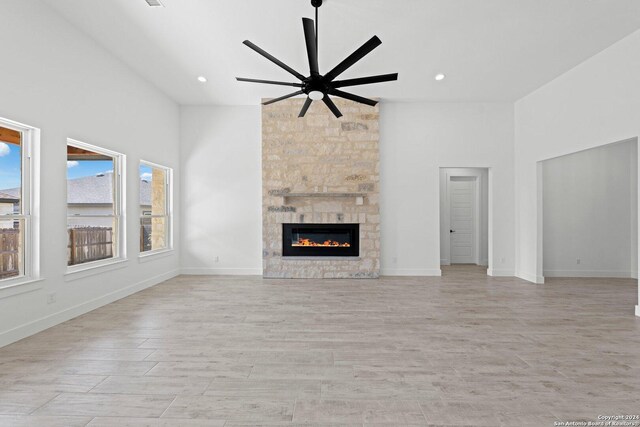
[[280, 192, 368, 205]]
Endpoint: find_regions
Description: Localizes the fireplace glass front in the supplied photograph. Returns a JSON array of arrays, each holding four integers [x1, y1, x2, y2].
[[282, 223, 359, 257]]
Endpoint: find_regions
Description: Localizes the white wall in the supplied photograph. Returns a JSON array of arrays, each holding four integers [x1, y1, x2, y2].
[[439, 168, 489, 266], [0, 204, 13, 228], [180, 106, 262, 275], [0, 0, 180, 347], [514, 29, 640, 313], [380, 103, 515, 276], [180, 103, 515, 277], [542, 140, 638, 278]]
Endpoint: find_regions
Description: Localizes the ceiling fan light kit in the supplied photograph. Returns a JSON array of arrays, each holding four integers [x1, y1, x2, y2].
[[236, 0, 398, 118], [308, 90, 324, 101]]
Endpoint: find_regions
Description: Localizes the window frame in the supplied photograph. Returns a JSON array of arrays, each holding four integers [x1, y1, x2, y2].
[[138, 160, 173, 257], [66, 138, 126, 274], [0, 117, 40, 290]]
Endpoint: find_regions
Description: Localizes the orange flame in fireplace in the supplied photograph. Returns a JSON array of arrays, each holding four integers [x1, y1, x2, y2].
[[293, 238, 351, 247]]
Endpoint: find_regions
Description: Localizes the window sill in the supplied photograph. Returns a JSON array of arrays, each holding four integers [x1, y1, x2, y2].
[[138, 248, 174, 263], [0, 278, 44, 300], [65, 258, 129, 282]]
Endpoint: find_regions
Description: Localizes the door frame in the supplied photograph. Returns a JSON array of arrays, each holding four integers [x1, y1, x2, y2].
[[440, 168, 488, 267]]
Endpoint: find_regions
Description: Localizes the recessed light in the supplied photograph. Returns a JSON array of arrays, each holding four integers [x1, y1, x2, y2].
[[435, 73, 446, 81], [197, 76, 208, 83]]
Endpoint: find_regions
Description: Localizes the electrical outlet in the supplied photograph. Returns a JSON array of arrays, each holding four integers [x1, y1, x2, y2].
[[214, 256, 219, 263], [577, 258, 581, 265], [500, 257, 505, 264], [392, 257, 398, 264], [46, 293, 56, 305]]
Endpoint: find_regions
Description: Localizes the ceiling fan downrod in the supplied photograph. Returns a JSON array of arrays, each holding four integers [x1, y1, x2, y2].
[[313, 0, 320, 55]]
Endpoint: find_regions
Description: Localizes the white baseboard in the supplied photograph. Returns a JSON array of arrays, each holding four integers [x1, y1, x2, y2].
[[181, 267, 262, 276], [516, 271, 545, 284], [632, 271, 638, 280], [441, 260, 488, 267], [0, 269, 179, 349], [636, 305, 640, 318], [380, 268, 442, 277], [487, 268, 514, 277], [543, 270, 635, 278]]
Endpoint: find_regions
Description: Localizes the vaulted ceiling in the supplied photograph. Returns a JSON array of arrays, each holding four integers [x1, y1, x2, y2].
[[42, 0, 640, 105]]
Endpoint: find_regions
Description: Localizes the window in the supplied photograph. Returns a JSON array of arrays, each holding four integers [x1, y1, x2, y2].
[[0, 119, 38, 286], [67, 139, 125, 268], [139, 161, 172, 254]]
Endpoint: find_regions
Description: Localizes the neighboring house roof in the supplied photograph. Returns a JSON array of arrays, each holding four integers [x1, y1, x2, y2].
[[0, 191, 19, 203], [0, 173, 151, 205], [67, 173, 113, 204], [0, 188, 19, 199]]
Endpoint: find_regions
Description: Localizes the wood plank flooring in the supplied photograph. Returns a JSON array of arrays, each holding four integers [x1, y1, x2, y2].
[[1, 266, 639, 426]]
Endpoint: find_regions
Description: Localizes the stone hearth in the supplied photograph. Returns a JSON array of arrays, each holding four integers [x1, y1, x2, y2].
[[262, 98, 380, 278]]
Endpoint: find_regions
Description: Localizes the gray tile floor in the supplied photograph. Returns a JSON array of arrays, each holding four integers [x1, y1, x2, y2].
[[1, 266, 639, 426]]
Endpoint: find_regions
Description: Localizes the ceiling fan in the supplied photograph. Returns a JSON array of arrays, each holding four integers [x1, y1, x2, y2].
[[236, 0, 398, 118]]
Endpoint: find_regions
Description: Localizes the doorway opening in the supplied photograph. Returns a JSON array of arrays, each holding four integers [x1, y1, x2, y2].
[[540, 138, 638, 281], [440, 168, 489, 274]]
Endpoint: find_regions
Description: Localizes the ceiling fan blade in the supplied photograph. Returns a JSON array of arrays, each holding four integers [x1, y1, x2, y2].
[[329, 89, 378, 106], [243, 40, 306, 81], [332, 73, 398, 88], [299, 97, 313, 118], [322, 96, 343, 118], [302, 18, 319, 76], [262, 90, 305, 106], [237, 77, 303, 87], [324, 36, 382, 82]]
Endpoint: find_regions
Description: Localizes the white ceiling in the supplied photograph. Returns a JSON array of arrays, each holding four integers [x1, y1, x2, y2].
[[42, 0, 640, 105]]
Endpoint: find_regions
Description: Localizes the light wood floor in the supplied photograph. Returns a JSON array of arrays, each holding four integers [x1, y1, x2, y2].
[[1, 266, 639, 426]]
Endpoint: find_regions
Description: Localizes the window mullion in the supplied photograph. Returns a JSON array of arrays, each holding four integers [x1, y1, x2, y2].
[[68, 215, 117, 218], [23, 140, 31, 217]]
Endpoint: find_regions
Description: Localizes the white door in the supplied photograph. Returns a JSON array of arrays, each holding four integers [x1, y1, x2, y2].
[[449, 177, 476, 264]]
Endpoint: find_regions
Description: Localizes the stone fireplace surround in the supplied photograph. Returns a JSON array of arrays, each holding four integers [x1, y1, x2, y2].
[[262, 98, 380, 278]]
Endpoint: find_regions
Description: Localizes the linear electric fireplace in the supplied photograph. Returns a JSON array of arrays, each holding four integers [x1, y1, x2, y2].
[[282, 223, 359, 257]]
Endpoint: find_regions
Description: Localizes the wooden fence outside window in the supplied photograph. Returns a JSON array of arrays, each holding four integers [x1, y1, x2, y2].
[[67, 227, 114, 266], [0, 228, 20, 279], [2, 226, 148, 273]]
